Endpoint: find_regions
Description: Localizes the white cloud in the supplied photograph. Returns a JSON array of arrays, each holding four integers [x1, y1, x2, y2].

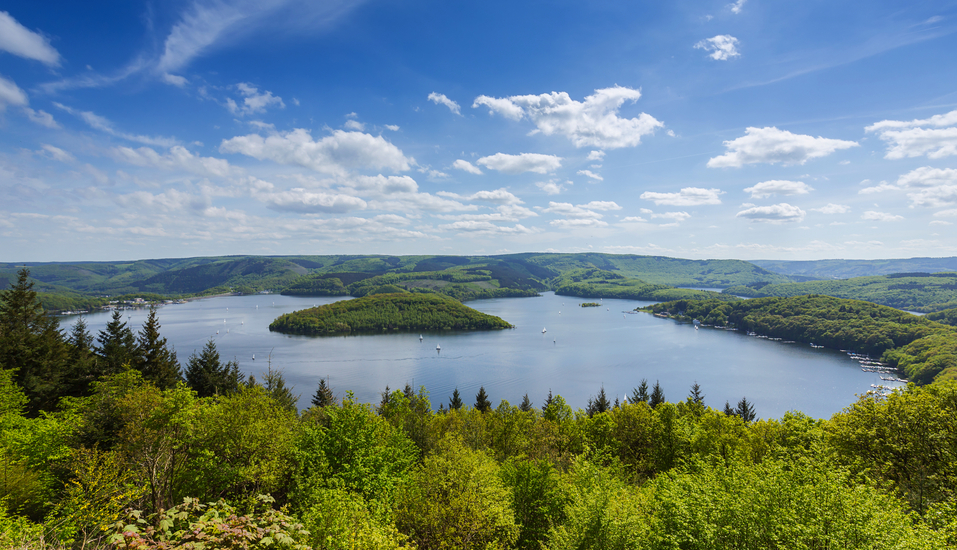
[[695, 35, 741, 61], [577, 169, 603, 181], [452, 159, 483, 175], [476, 152, 562, 174], [23, 107, 58, 128], [226, 82, 284, 116], [640, 187, 723, 206], [894, 167, 957, 207], [859, 181, 899, 194], [550, 219, 608, 228], [652, 211, 691, 222], [346, 174, 419, 195], [161, 73, 188, 87], [439, 220, 533, 234], [621, 216, 647, 222], [40, 144, 75, 163], [385, 124, 399, 131], [466, 188, 523, 205], [931, 220, 953, 226], [865, 110, 957, 132], [53, 102, 178, 147], [344, 119, 365, 131], [744, 180, 813, 198], [257, 187, 368, 213], [543, 202, 604, 220], [220, 129, 412, 176], [0, 11, 61, 66], [473, 86, 663, 149], [536, 181, 567, 195], [934, 209, 957, 218], [729, 0, 747, 14], [861, 211, 904, 222], [736, 203, 806, 223], [579, 200, 621, 211], [587, 150, 605, 161], [0, 74, 27, 110], [811, 203, 851, 214], [427, 92, 461, 115], [112, 145, 237, 178], [117, 189, 211, 213], [708, 127, 858, 167], [866, 110, 957, 160]]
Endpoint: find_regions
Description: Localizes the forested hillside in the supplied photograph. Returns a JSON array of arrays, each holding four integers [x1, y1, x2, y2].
[[645, 295, 957, 383], [753, 256, 957, 279], [2, 269, 956, 548]]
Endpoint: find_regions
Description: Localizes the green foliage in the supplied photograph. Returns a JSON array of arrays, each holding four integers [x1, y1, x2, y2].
[[96, 309, 138, 377], [135, 306, 181, 389], [270, 293, 513, 335], [184, 338, 243, 397], [752, 257, 957, 280], [109, 494, 311, 550], [553, 268, 737, 302], [501, 457, 565, 550], [297, 486, 413, 550], [927, 307, 957, 326]]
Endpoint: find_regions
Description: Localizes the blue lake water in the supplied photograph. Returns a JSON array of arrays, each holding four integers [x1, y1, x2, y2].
[[69, 292, 903, 419]]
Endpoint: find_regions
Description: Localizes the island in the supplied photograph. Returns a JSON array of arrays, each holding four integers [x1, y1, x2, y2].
[[268, 292, 514, 335]]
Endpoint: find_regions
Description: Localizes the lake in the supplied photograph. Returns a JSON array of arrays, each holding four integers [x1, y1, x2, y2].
[[69, 292, 903, 419]]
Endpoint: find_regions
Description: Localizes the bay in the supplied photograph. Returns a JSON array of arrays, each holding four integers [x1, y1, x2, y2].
[[70, 292, 903, 419]]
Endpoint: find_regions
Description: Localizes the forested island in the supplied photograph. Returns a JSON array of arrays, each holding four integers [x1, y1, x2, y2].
[[644, 295, 957, 383], [3, 266, 957, 548], [269, 293, 514, 335]]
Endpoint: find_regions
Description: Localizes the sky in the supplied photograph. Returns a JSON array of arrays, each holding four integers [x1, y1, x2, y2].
[[2, 0, 957, 263]]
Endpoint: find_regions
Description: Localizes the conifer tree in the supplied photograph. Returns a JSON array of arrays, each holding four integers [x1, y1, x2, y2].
[[649, 380, 665, 408], [135, 306, 181, 389], [735, 396, 757, 423], [519, 393, 532, 412], [63, 317, 98, 397], [723, 400, 735, 416], [262, 364, 299, 413], [184, 339, 243, 397], [586, 386, 610, 416], [631, 379, 649, 405], [475, 386, 491, 412], [311, 377, 335, 408], [449, 387, 463, 410], [379, 385, 392, 410], [96, 309, 138, 376], [542, 389, 554, 412], [689, 381, 705, 405]]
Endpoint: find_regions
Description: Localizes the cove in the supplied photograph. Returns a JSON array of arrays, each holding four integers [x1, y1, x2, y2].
[[72, 292, 904, 419]]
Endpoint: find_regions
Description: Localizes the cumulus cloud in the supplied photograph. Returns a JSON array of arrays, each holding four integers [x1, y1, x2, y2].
[[579, 201, 621, 211], [257, 187, 368, 213], [384, 124, 399, 131], [640, 187, 723, 206], [708, 127, 858, 168], [859, 181, 899, 194], [439, 220, 533, 234], [587, 150, 605, 161], [536, 180, 568, 195], [729, 0, 747, 14], [744, 180, 813, 198], [652, 211, 691, 222], [621, 216, 647, 223], [476, 152, 562, 174], [866, 110, 957, 159], [543, 202, 604, 220], [934, 209, 957, 218], [428, 92, 461, 115], [861, 211, 904, 222], [894, 167, 957, 207], [736, 203, 806, 223], [117, 189, 211, 213], [577, 169, 603, 181], [452, 159, 483, 175], [811, 203, 851, 214], [465, 188, 523, 205], [112, 145, 237, 178], [0, 74, 27, 110], [54, 102, 178, 147], [0, 11, 61, 66], [226, 83, 284, 116], [473, 86, 663, 149], [220, 129, 412, 176], [344, 119, 365, 131], [694, 35, 740, 61]]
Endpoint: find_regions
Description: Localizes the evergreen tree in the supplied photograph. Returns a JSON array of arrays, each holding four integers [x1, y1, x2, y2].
[[586, 386, 611, 417], [613, 397, 620, 409], [689, 381, 705, 405], [0, 267, 68, 413], [649, 380, 665, 408], [723, 400, 735, 416], [96, 309, 138, 376], [311, 377, 335, 408], [735, 396, 757, 423], [403, 383, 416, 401], [262, 364, 299, 413], [519, 393, 532, 412], [542, 389, 554, 412], [475, 386, 491, 412], [63, 316, 98, 398], [135, 306, 181, 389], [631, 379, 649, 405], [449, 387, 463, 410], [184, 339, 243, 397], [379, 385, 392, 410]]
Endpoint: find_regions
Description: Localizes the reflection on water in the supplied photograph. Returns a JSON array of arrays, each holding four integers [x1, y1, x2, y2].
[[70, 292, 902, 419]]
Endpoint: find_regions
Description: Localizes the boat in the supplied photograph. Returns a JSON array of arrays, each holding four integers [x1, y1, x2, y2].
[[252, 354, 255, 360], [694, 325, 698, 330], [436, 344, 441, 351], [542, 327, 547, 334], [419, 334, 423, 341]]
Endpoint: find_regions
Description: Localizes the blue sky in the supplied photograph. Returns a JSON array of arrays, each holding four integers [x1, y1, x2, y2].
[[2, 0, 957, 262]]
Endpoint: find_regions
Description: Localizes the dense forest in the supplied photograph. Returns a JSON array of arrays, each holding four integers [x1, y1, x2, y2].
[[723, 272, 957, 312], [269, 293, 514, 335], [552, 268, 736, 302], [752, 256, 957, 279], [645, 295, 957, 383], [3, 267, 957, 549]]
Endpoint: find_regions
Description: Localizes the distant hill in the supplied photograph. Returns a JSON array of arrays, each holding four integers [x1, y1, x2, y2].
[[752, 257, 957, 279]]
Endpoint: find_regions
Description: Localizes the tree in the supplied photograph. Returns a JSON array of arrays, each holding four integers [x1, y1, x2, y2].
[[184, 339, 243, 398], [519, 393, 533, 412], [723, 401, 735, 416], [735, 396, 756, 423], [135, 306, 181, 389], [475, 386, 492, 413], [586, 386, 610, 417], [261, 364, 299, 413], [649, 380, 665, 408], [63, 317, 98, 398], [631, 379, 649, 405], [689, 381, 704, 405], [96, 309, 138, 376], [449, 387, 463, 410], [311, 377, 335, 408], [542, 389, 554, 412]]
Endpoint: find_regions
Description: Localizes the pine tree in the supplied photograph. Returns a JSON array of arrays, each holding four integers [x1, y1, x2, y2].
[[96, 309, 138, 376], [542, 389, 554, 412], [723, 401, 735, 416], [735, 396, 757, 423], [135, 306, 181, 389], [587, 386, 610, 416], [631, 379, 649, 405], [311, 377, 335, 408], [262, 364, 299, 413], [379, 385, 392, 410], [519, 393, 533, 412], [475, 386, 491, 413], [63, 317, 98, 398], [0, 267, 68, 413], [649, 380, 665, 408], [689, 381, 705, 405], [449, 387, 463, 410], [184, 339, 243, 397]]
